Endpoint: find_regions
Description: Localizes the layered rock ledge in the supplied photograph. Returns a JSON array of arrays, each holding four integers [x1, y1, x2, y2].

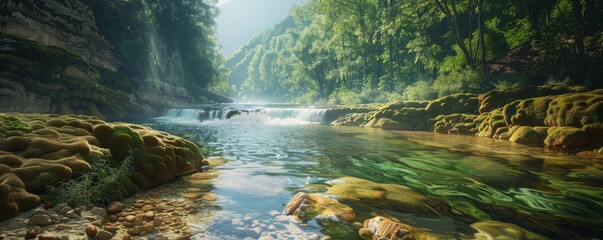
[[0, 113, 208, 221], [332, 85, 603, 155]]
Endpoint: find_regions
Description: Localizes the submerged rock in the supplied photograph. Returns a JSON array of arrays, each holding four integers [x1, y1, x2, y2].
[[358, 216, 438, 240], [471, 220, 547, 240], [325, 177, 449, 216], [283, 192, 356, 222]]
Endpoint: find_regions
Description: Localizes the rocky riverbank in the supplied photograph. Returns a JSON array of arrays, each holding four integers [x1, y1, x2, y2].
[[0, 113, 209, 222], [331, 85, 603, 155]]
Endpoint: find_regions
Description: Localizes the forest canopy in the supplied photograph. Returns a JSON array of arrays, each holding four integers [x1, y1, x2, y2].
[[227, 0, 603, 104]]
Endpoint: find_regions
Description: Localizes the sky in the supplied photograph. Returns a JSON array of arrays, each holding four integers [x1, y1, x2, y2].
[[215, 0, 302, 56]]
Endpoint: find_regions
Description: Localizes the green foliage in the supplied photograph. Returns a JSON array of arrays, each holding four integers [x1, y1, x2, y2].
[[226, 0, 603, 103], [48, 151, 135, 206], [402, 81, 438, 101]]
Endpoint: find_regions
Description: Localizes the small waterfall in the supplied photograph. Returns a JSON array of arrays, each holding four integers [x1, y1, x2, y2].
[[260, 108, 328, 123], [159, 106, 330, 125], [162, 109, 203, 122]]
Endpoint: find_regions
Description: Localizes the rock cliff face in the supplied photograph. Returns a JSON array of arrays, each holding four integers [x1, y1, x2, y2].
[[0, 0, 228, 119]]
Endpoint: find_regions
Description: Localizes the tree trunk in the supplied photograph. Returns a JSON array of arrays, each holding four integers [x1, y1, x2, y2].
[[433, 0, 475, 69], [570, 0, 586, 63], [477, 0, 487, 79]]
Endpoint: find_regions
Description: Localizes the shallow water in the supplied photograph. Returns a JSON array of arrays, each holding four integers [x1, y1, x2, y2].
[[144, 110, 603, 239]]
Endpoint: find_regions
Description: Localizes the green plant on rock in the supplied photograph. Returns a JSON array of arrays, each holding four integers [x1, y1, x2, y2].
[[47, 150, 136, 206]]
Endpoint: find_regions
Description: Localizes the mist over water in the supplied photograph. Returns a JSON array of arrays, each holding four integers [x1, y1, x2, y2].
[[147, 105, 603, 239]]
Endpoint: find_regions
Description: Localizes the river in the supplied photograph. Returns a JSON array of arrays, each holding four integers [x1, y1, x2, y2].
[[141, 105, 603, 239]]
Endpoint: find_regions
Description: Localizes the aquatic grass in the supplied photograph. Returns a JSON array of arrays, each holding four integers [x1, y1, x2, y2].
[[48, 150, 136, 206]]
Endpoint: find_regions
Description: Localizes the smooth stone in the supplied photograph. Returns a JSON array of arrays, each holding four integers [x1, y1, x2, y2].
[[274, 215, 289, 222], [93, 229, 113, 240], [144, 211, 155, 219], [128, 226, 143, 236], [55, 224, 72, 230], [37, 233, 61, 240], [103, 224, 119, 232], [30, 208, 49, 217], [141, 205, 154, 212], [28, 214, 52, 226], [24, 226, 42, 239], [91, 207, 107, 218], [65, 210, 80, 219], [124, 215, 137, 222], [106, 201, 124, 213], [85, 225, 98, 237], [143, 223, 155, 233]]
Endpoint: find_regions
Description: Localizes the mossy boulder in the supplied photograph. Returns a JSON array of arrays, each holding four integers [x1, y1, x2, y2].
[[325, 177, 449, 216], [324, 106, 376, 124], [477, 111, 506, 138], [544, 127, 591, 148], [366, 118, 414, 130], [283, 192, 356, 222], [478, 85, 587, 113], [0, 113, 208, 220], [470, 220, 547, 240], [433, 114, 479, 135], [543, 92, 603, 127], [500, 126, 549, 145], [0, 170, 40, 222], [426, 93, 479, 116], [503, 97, 555, 127], [331, 112, 373, 127]]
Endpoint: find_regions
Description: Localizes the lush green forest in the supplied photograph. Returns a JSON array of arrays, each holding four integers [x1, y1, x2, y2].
[[227, 0, 603, 103], [84, 0, 230, 93]]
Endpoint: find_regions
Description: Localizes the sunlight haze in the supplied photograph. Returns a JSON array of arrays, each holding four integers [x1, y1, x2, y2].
[[216, 0, 302, 55]]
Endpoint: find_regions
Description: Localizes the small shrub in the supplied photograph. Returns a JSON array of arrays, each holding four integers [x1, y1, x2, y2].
[[48, 150, 135, 206], [402, 80, 437, 101], [546, 77, 572, 86]]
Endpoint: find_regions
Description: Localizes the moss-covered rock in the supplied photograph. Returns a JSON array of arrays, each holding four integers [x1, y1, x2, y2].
[[433, 114, 480, 135], [470, 220, 547, 240], [477, 111, 506, 138], [502, 126, 549, 145], [544, 127, 591, 148], [331, 113, 373, 127], [0, 170, 41, 222], [0, 113, 208, 220], [426, 93, 479, 116], [544, 92, 603, 127], [283, 192, 356, 222], [325, 177, 449, 216], [503, 97, 555, 127], [478, 85, 587, 113]]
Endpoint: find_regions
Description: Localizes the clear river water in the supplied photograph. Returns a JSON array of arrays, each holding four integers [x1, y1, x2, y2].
[[141, 105, 603, 239]]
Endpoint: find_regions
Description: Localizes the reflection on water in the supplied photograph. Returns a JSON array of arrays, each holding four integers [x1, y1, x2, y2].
[[144, 117, 603, 239]]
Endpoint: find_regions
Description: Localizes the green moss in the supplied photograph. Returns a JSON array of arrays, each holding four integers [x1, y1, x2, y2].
[[503, 97, 554, 127], [13, 163, 73, 193], [425, 93, 478, 116], [479, 85, 588, 113], [508, 126, 549, 145], [545, 127, 591, 148], [477, 113, 506, 138], [544, 93, 603, 127]]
